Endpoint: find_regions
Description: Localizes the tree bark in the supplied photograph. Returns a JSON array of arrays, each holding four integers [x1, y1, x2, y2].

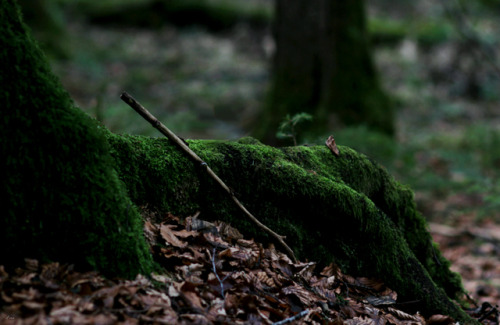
[[254, 0, 394, 144]]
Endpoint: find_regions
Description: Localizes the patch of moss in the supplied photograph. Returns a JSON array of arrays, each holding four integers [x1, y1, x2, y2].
[[0, 0, 153, 278], [107, 135, 474, 322], [106, 133, 203, 215]]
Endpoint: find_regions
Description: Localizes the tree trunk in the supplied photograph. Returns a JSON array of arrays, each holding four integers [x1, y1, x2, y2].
[[0, 0, 153, 278], [254, 0, 394, 144]]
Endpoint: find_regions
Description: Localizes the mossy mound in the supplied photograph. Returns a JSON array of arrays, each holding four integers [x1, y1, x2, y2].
[[107, 134, 474, 322], [0, 0, 153, 278]]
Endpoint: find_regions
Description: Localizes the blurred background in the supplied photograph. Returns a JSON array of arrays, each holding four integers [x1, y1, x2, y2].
[[21, 1, 500, 227], [19, 0, 500, 305]]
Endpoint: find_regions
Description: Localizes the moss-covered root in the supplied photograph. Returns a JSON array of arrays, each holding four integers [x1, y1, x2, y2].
[[108, 135, 475, 323], [0, 0, 153, 278]]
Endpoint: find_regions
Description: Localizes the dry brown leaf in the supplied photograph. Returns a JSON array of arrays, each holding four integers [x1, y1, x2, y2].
[[357, 278, 387, 292], [345, 315, 377, 324], [383, 312, 404, 325], [282, 284, 320, 306], [188, 217, 218, 235], [427, 314, 456, 324], [182, 290, 205, 311], [1, 211, 487, 325], [256, 271, 276, 288], [294, 262, 316, 281], [172, 228, 198, 239], [387, 307, 422, 322], [180, 313, 209, 323], [24, 259, 39, 272], [326, 135, 340, 156], [160, 224, 187, 248], [320, 263, 342, 277], [143, 220, 158, 247], [49, 305, 79, 318], [22, 300, 45, 311], [216, 221, 244, 241]]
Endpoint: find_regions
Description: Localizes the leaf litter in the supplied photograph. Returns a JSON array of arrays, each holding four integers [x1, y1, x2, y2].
[[0, 211, 497, 324]]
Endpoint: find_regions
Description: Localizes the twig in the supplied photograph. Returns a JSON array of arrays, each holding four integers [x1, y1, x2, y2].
[[272, 310, 310, 325], [212, 247, 225, 299], [120, 92, 297, 263]]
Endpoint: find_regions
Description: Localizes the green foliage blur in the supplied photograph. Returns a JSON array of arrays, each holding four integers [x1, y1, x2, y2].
[[20, 0, 500, 223], [276, 113, 313, 146]]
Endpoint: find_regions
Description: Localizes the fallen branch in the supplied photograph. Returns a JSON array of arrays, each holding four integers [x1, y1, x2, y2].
[[120, 92, 297, 263]]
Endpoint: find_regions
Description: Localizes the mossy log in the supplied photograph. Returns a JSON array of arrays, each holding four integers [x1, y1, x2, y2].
[[107, 133, 475, 322]]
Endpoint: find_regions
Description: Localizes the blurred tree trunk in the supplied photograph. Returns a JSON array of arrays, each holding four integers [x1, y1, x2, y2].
[[254, 0, 394, 144], [18, 0, 68, 58]]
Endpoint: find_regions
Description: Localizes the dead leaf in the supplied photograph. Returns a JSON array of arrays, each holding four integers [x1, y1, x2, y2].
[[326, 135, 340, 156], [187, 217, 218, 235], [143, 220, 158, 246], [0, 212, 484, 325], [427, 314, 455, 324], [282, 284, 320, 306], [387, 307, 422, 322], [216, 221, 244, 241], [160, 224, 187, 248]]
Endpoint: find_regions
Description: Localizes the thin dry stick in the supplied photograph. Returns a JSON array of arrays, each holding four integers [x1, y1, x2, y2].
[[272, 310, 310, 325], [120, 92, 297, 263], [211, 247, 232, 299], [211, 247, 225, 298]]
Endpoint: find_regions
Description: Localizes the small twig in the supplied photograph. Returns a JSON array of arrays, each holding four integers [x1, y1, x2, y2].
[[212, 247, 225, 299], [120, 92, 297, 263], [272, 310, 310, 325]]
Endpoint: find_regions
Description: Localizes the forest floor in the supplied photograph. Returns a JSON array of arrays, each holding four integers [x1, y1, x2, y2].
[[6, 0, 498, 323], [1, 212, 498, 324]]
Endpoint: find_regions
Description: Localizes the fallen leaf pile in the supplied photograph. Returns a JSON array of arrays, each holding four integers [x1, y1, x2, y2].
[[430, 220, 500, 309], [0, 212, 497, 324]]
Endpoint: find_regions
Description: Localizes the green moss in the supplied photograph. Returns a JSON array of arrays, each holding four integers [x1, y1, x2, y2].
[[0, 0, 153, 278], [106, 133, 203, 215], [107, 135, 473, 322]]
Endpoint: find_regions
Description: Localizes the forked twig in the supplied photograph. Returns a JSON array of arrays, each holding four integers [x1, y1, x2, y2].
[[120, 92, 297, 263], [212, 247, 232, 299]]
